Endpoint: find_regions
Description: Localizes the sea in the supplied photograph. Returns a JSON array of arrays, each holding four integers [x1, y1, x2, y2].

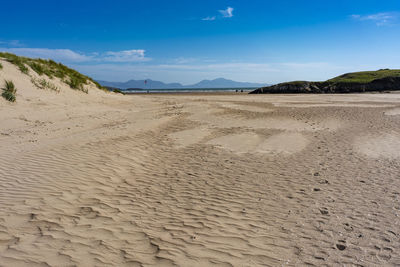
[[123, 88, 256, 93]]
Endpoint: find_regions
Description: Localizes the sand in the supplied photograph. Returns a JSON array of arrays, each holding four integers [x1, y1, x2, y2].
[[1, 61, 400, 266]]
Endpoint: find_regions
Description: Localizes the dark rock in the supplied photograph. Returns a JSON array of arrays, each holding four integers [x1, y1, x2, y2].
[[250, 76, 400, 94], [319, 208, 329, 215], [336, 244, 346, 250]]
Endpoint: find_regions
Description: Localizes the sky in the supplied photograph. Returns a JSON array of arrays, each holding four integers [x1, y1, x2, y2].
[[1, 0, 400, 84]]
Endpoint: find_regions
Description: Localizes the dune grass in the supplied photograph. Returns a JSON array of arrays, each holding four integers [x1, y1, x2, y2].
[[0, 62, 3, 70], [31, 77, 60, 92], [327, 69, 400, 83], [0, 52, 107, 93], [112, 88, 124, 94], [1, 80, 17, 102]]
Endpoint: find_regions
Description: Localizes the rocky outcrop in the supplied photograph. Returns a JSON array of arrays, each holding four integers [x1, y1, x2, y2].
[[250, 76, 400, 94]]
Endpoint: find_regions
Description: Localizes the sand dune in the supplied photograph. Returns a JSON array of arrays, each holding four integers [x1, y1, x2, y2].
[[1, 62, 400, 266]]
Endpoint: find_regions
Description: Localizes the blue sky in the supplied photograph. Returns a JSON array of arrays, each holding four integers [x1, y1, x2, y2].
[[1, 0, 400, 84]]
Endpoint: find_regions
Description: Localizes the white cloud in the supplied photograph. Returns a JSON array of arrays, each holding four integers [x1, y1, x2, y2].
[[173, 57, 197, 64], [351, 12, 398, 26], [0, 47, 150, 63], [202, 16, 216, 21], [202, 6, 234, 21], [219, 7, 234, 18], [103, 49, 148, 62]]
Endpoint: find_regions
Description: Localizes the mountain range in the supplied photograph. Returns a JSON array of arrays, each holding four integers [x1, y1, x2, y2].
[[97, 78, 269, 90]]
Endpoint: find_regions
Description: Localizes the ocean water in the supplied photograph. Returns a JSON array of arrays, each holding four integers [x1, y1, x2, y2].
[[123, 88, 256, 93]]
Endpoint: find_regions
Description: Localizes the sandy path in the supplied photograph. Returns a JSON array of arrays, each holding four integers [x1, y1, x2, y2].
[[1, 93, 400, 266]]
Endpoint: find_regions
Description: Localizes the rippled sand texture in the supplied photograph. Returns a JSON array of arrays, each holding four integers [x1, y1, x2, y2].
[[1, 93, 400, 266]]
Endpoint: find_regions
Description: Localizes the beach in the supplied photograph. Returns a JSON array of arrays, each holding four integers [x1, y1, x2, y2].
[[1, 91, 400, 266]]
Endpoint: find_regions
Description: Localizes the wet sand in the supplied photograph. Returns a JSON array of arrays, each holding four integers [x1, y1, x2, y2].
[[1, 91, 400, 266]]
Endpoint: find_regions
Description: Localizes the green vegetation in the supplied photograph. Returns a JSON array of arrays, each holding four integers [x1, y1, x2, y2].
[[1, 80, 17, 102], [286, 81, 309, 85], [0, 62, 3, 70], [0, 53, 29, 74], [327, 69, 400, 84], [112, 88, 124, 94], [0, 52, 108, 93], [31, 77, 59, 92]]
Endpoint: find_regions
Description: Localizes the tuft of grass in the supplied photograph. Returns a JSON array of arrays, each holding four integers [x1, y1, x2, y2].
[[29, 62, 45, 75], [19, 64, 29, 74], [0, 62, 3, 70], [2, 90, 16, 102], [65, 76, 88, 93], [1, 80, 17, 102], [113, 88, 124, 94], [31, 77, 59, 92], [0, 52, 108, 92]]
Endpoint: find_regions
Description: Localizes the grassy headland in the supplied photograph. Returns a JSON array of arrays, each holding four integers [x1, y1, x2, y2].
[[327, 69, 400, 83], [251, 69, 400, 94]]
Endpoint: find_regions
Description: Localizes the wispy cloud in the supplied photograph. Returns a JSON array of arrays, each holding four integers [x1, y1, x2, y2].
[[202, 6, 234, 21], [0, 40, 24, 47], [0, 47, 150, 63], [102, 49, 148, 62], [202, 16, 216, 21], [351, 12, 398, 26], [173, 57, 197, 64], [219, 7, 234, 18]]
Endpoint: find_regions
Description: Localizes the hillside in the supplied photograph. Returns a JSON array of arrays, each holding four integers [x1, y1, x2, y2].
[[0, 52, 114, 103], [98, 78, 268, 89], [250, 69, 400, 94]]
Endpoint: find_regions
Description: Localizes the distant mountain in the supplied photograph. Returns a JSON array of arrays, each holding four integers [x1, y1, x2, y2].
[[188, 78, 266, 89], [97, 78, 268, 89]]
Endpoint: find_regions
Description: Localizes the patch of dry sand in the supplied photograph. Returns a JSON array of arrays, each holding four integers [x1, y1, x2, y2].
[[354, 133, 400, 159], [274, 103, 395, 108], [384, 108, 400, 116], [217, 102, 274, 113], [208, 132, 308, 154], [169, 127, 211, 147]]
